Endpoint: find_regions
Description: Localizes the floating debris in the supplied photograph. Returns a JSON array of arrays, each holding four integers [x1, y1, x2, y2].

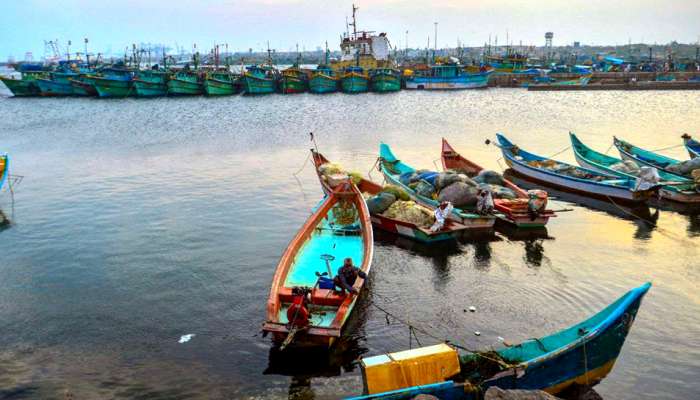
[[179, 334, 195, 343]]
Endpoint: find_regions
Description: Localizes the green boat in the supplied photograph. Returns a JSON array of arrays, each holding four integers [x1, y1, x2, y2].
[[167, 70, 203, 95], [341, 66, 369, 93], [279, 64, 309, 94], [37, 72, 79, 96], [369, 68, 401, 92], [134, 69, 170, 97], [309, 65, 339, 94], [92, 68, 135, 98], [203, 71, 238, 96], [69, 75, 98, 96], [0, 71, 44, 97], [241, 65, 278, 95]]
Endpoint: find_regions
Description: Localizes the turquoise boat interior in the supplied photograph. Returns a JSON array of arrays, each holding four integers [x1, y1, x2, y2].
[[614, 137, 681, 168]]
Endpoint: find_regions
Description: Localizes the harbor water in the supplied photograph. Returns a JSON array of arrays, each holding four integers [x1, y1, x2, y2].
[[0, 88, 698, 399]]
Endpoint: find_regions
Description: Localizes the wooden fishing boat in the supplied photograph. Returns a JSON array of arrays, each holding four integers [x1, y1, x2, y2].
[[92, 67, 136, 98], [571, 133, 700, 204], [404, 64, 491, 90], [496, 134, 658, 204], [262, 182, 373, 348], [36, 72, 79, 96], [203, 71, 238, 96], [68, 75, 98, 96], [279, 65, 309, 94], [0, 153, 8, 191], [241, 65, 278, 95], [613, 136, 693, 179], [378, 143, 495, 230], [310, 65, 339, 94], [0, 71, 44, 97], [167, 70, 203, 95], [133, 70, 170, 97], [349, 282, 652, 399], [312, 150, 469, 243], [441, 139, 555, 228], [369, 68, 401, 92], [341, 66, 370, 93], [683, 134, 700, 159]]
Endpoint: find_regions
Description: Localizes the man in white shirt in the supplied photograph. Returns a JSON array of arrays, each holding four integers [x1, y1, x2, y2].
[[430, 201, 453, 232]]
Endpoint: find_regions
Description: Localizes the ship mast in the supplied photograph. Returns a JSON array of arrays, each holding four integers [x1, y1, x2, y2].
[[351, 4, 358, 38]]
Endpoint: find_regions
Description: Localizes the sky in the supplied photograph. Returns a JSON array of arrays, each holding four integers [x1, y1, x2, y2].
[[1, 0, 699, 60]]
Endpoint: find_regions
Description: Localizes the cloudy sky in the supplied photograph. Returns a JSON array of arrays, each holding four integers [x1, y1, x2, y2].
[[1, 0, 699, 59]]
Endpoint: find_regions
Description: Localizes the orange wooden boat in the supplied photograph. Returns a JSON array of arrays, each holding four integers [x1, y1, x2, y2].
[[311, 150, 469, 242], [441, 138, 555, 228], [262, 181, 373, 348]]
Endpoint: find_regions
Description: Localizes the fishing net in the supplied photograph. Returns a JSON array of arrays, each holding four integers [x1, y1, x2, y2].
[[439, 182, 479, 207], [459, 351, 513, 384], [367, 193, 397, 214], [333, 199, 359, 226], [667, 158, 700, 177], [474, 170, 505, 186], [380, 185, 410, 201], [382, 201, 435, 227], [610, 160, 641, 175], [411, 179, 436, 198]]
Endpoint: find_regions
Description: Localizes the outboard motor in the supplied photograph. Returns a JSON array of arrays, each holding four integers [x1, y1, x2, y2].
[[527, 189, 548, 220], [286, 287, 311, 329]]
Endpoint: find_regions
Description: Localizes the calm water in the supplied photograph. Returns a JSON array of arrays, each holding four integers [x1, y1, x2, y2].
[[0, 88, 698, 399]]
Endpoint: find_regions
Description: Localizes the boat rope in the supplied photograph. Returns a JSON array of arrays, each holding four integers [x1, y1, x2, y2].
[[547, 146, 570, 160], [649, 143, 684, 153], [292, 151, 311, 177], [604, 143, 614, 155], [368, 300, 513, 368], [582, 339, 590, 386], [367, 157, 380, 181]]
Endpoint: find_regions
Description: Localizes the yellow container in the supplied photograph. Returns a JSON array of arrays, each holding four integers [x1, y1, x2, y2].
[[360, 343, 461, 395]]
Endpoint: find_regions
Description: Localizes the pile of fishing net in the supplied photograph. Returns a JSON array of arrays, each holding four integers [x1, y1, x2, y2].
[[666, 157, 700, 177], [365, 185, 410, 214], [382, 200, 435, 227], [610, 160, 641, 175], [459, 351, 514, 385], [318, 162, 363, 186], [527, 160, 605, 181]]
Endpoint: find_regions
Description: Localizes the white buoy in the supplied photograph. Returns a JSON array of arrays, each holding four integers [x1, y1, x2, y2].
[[179, 334, 195, 343]]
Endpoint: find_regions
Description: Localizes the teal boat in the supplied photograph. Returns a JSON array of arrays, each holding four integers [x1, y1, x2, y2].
[[134, 69, 170, 97], [92, 67, 135, 98], [241, 65, 278, 95], [0, 71, 45, 97], [69, 75, 98, 96], [37, 72, 79, 96], [378, 143, 495, 230], [0, 153, 8, 191], [203, 71, 239, 96], [309, 65, 339, 94], [167, 70, 203, 95], [683, 134, 700, 159], [341, 66, 369, 93], [349, 283, 651, 399], [613, 137, 695, 179], [262, 182, 373, 348], [369, 68, 401, 92], [571, 133, 700, 204]]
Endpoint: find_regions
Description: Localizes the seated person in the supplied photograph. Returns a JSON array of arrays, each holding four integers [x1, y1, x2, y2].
[[333, 257, 367, 295]]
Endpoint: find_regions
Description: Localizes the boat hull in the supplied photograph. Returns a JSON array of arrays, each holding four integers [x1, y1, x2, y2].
[[93, 78, 134, 98], [241, 75, 276, 95], [133, 80, 168, 97], [0, 77, 40, 96], [405, 73, 489, 90], [371, 75, 401, 92], [341, 75, 369, 93], [279, 76, 308, 94], [309, 75, 338, 93], [203, 78, 236, 96], [0, 154, 8, 191], [167, 79, 203, 95], [69, 78, 97, 96], [36, 78, 74, 96]]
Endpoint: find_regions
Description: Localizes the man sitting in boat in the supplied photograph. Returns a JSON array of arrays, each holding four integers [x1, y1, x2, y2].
[[430, 201, 453, 232], [333, 258, 367, 295]]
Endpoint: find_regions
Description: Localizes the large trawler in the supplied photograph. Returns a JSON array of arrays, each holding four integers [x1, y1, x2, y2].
[[331, 4, 395, 73]]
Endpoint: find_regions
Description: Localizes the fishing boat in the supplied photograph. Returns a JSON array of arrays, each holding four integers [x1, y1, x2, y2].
[[262, 182, 373, 348], [92, 67, 135, 98], [496, 134, 659, 204], [0, 69, 45, 97], [69, 75, 98, 96], [378, 143, 495, 230], [0, 153, 8, 191], [133, 69, 170, 97], [341, 66, 370, 93], [571, 133, 700, 204], [349, 282, 651, 399], [167, 69, 203, 95], [241, 65, 278, 95], [310, 65, 339, 94], [441, 139, 555, 228], [332, 5, 395, 73], [36, 71, 79, 96], [404, 64, 491, 90], [682, 134, 699, 159], [312, 150, 469, 242], [613, 137, 695, 179], [369, 68, 401, 92], [203, 70, 238, 96], [279, 64, 309, 94]]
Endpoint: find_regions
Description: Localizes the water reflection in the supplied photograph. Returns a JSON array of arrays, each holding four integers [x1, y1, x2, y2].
[[0, 208, 10, 232], [687, 214, 700, 237]]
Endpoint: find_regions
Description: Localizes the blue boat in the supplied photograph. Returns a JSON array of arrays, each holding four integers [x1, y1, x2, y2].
[[683, 134, 700, 159], [570, 133, 700, 204], [613, 137, 695, 179], [405, 64, 491, 90], [348, 282, 652, 400], [496, 134, 658, 204], [36, 71, 79, 96], [378, 143, 495, 230], [0, 153, 8, 191]]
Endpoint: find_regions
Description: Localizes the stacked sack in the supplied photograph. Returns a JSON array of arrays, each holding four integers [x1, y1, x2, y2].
[[365, 185, 435, 227], [610, 160, 641, 175], [666, 157, 700, 178]]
